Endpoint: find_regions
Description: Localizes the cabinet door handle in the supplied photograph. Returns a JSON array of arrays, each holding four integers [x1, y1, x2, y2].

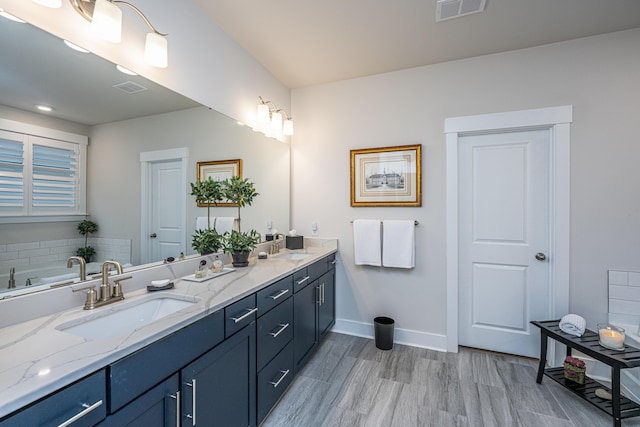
[[321, 283, 325, 304], [296, 276, 310, 285], [316, 284, 321, 305], [57, 399, 103, 427], [269, 369, 290, 388], [269, 322, 290, 338], [169, 391, 180, 427], [185, 379, 197, 426], [269, 288, 289, 300], [231, 307, 258, 323], [331, 260, 337, 265]]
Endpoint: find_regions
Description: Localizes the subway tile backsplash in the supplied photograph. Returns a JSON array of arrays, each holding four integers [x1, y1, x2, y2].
[[0, 238, 131, 270], [609, 269, 640, 316]]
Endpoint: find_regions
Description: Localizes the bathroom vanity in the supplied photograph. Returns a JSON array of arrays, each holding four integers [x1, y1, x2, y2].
[[0, 240, 337, 427]]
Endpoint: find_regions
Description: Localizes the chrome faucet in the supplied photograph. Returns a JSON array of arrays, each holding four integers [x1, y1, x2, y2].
[[8, 267, 15, 289], [72, 260, 131, 310], [67, 256, 87, 281]]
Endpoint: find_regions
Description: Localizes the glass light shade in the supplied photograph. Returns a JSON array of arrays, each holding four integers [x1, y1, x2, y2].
[[257, 103, 270, 123], [144, 32, 168, 68], [283, 119, 294, 136], [91, 0, 122, 43], [270, 111, 283, 130], [33, 0, 62, 8]]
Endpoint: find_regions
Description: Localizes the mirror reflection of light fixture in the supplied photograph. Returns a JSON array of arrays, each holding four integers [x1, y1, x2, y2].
[[257, 96, 294, 137], [0, 9, 27, 23], [41, 0, 170, 68]]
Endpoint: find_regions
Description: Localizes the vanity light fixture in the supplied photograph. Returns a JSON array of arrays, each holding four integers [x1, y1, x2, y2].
[[48, 0, 170, 68], [256, 96, 294, 137]]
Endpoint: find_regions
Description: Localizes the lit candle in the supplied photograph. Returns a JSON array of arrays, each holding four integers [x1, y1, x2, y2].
[[599, 325, 625, 349]]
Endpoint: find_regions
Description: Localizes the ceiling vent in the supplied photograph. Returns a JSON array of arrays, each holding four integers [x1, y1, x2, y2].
[[436, 0, 486, 22], [112, 81, 148, 94]]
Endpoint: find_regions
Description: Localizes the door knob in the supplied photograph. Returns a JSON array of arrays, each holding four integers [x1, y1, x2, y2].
[[150, 233, 157, 238], [535, 252, 546, 261]]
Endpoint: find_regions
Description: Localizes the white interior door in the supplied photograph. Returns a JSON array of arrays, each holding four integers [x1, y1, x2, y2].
[[150, 160, 184, 262], [458, 129, 550, 357]]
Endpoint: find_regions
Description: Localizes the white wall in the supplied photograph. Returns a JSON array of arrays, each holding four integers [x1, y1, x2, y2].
[[291, 29, 640, 348], [0, 0, 290, 128]]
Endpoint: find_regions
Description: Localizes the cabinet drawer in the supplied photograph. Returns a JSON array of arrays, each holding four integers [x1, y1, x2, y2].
[[257, 297, 293, 370], [307, 258, 328, 283], [292, 268, 310, 293], [257, 342, 294, 424], [257, 275, 293, 315], [109, 310, 224, 412], [1, 370, 106, 427], [225, 293, 257, 337]]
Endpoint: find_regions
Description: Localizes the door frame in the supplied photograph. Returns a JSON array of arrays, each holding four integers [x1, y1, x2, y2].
[[140, 147, 190, 264], [445, 106, 572, 355]]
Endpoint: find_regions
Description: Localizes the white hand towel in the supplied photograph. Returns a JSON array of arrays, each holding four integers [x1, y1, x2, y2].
[[214, 217, 236, 235], [382, 220, 415, 269], [353, 219, 382, 266], [196, 216, 213, 231], [559, 314, 586, 337]]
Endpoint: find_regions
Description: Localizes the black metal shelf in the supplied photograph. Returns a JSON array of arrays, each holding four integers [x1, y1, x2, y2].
[[544, 367, 640, 420]]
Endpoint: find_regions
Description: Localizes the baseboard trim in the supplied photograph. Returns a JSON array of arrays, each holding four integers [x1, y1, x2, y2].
[[332, 319, 447, 352]]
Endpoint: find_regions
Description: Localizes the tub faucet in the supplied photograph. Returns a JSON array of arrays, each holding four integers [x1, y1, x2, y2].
[[67, 256, 87, 281], [8, 267, 15, 289]]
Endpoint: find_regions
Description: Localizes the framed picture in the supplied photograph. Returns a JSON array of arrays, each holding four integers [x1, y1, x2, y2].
[[196, 159, 242, 207], [350, 144, 421, 207]]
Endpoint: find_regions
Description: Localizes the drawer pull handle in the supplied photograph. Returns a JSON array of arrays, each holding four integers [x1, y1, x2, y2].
[[331, 260, 337, 265], [269, 289, 289, 300], [231, 307, 258, 323], [269, 322, 290, 338], [185, 379, 197, 426], [296, 276, 310, 285], [57, 399, 103, 427], [269, 369, 290, 388], [169, 391, 180, 427]]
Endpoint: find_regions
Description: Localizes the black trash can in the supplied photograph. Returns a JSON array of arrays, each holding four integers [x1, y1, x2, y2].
[[374, 316, 395, 350]]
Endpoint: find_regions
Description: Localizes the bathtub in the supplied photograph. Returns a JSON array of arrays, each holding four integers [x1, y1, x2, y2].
[[0, 261, 116, 298], [609, 320, 640, 403]]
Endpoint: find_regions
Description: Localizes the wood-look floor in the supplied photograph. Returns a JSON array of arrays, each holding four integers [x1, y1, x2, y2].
[[262, 332, 640, 427]]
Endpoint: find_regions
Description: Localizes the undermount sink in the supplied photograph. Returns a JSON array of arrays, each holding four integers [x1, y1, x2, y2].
[[56, 294, 200, 341], [273, 252, 312, 260]]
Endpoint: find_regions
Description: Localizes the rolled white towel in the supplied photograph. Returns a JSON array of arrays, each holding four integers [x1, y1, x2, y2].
[[559, 314, 586, 337]]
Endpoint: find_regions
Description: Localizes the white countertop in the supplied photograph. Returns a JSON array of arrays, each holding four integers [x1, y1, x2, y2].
[[0, 240, 337, 419]]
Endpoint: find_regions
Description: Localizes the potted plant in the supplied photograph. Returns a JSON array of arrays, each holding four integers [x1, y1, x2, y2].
[[76, 219, 98, 262], [221, 176, 260, 267], [190, 177, 225, 254]]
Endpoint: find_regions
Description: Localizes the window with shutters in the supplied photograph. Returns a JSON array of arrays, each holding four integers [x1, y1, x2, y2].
[[0, 129, 87, 220]]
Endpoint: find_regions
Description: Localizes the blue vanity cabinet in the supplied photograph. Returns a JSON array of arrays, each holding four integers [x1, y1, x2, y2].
[[181, 322, 256, 427], [318, 255, 336, 342], [293, 256, 334, 373], [256, 276, 295, 424], [97, 374, 179, 427], [0, 370, 106, 427]]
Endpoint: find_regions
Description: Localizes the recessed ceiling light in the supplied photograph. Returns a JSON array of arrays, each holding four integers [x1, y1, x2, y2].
[[35, 105, 55, 112], [64, 40, 89, 53], [0, 9, 26, 23], [116, 65, 137, 76]]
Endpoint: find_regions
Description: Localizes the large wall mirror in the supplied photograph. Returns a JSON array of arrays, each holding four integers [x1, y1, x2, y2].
[[0, 17, 290, 295]]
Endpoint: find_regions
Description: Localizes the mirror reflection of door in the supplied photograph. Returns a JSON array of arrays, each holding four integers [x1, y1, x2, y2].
[[149, 160, 185, 262]]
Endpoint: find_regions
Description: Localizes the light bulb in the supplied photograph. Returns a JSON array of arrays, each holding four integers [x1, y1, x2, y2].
[[92, 0, 122, 43], [144, 32, 168, 68]]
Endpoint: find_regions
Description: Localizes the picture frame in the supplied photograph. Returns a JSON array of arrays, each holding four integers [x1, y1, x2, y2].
[[350, 144, 421, 207], [196, 159, 242, 207]]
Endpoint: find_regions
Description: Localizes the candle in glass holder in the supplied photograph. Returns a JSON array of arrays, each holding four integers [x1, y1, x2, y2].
[[598, 323, 625, 350]]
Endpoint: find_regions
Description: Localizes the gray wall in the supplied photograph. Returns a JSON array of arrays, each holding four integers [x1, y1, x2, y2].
[[291, 28, 640, 344]]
